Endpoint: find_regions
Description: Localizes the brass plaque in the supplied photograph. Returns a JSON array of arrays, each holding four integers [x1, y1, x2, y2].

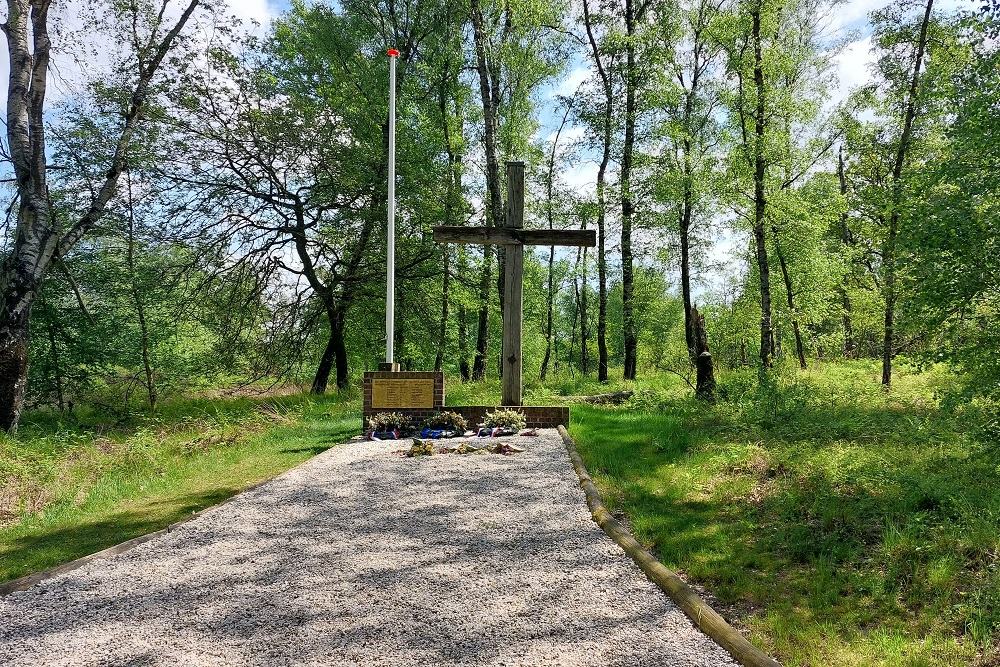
[[371, 379, 435, 409]]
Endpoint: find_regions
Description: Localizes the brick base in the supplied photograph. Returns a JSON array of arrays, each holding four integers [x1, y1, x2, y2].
[[362, 369, 569, 432], [450, 406, 569, 430]]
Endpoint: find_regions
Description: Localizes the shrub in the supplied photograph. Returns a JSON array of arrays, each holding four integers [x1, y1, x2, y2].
[[422, 411, 468, 433], [483, 408, 526, 431], [367, 412, 408, 433]]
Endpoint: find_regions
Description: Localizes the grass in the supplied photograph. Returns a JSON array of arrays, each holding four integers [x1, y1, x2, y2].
[[0, 391, 360, 583], [2, 361, 996, 666], [567, 360, 999, 666]]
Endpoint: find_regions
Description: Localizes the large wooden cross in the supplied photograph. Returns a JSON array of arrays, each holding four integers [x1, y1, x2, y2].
[[433, 162, 596, 406]]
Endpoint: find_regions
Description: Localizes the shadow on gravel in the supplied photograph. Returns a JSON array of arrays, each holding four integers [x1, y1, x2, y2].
[[0, 487, 238, 584], [0, 442, 733, 666], [279, 445, 331, 456]]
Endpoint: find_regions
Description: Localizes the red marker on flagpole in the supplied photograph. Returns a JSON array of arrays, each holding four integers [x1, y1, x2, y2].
[[386, 47, 399, 365]]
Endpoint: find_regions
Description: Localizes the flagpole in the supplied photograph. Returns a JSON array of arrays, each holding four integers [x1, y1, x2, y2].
[[386, 48, 399, 365]]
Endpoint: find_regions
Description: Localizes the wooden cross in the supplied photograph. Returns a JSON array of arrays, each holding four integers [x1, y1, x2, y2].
[[433, 161, 596, 406]]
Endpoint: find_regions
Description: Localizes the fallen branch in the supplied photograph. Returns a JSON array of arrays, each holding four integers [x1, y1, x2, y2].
[[570, 390, 634, 405]]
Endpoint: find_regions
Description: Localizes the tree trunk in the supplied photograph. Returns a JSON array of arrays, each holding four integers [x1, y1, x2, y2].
[[469, 0, 505, 383], [680, 205, 696, 363], [333, 308, 348, 391], [540, 101, 573, 382], [46, 317, 64, 412], [837, 146, 856, 359], [751, 3, 774, 369], [435, 247, 450, 372], [773, 228, 806, 369], [436, 64, 459, 374], [883, 0, 934, 388], [0, 320, 30, 432], [692, 306, 715, 402], [620, 0, 639, 381], [579, 244, 589, 374], [458, 303, 471, 382], [312, 335, 335, 395], [312, 307, 349, 394], [0, 228, 48, 432], [127, 171, 157, 409], [472, 248, 491, 381], [583, 0, 612, 384], [541, 244, 555, 380]]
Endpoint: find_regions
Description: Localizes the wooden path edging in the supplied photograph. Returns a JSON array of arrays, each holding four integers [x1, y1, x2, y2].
[[557, 425, 781, 667]]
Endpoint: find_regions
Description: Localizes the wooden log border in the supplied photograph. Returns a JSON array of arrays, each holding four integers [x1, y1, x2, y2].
[[558, 425, 781, 667]]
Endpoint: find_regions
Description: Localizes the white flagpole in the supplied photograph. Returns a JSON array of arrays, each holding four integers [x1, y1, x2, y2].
[[386, 48, 398, 365]]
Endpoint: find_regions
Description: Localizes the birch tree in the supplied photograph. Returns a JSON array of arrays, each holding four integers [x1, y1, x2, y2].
[[0, 0, 201, 431]]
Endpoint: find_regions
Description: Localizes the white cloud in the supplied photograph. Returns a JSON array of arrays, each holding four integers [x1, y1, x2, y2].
[[225, 0, 278, 30], [563, 160, 598, 196], [554, 66, 589, 98], [544, 124, 586, 146], [830, 35, 875, 107]]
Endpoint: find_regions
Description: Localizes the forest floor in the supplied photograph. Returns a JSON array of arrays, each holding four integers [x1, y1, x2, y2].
[[1, 360, 996, 666]]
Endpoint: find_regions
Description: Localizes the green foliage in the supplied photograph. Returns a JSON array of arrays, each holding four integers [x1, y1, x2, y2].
[[0, 392, 359, 582], [570, 362, 996, 665]]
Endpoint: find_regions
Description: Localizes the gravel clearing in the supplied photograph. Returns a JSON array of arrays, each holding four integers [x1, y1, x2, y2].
[[0, 429, 738, 667]]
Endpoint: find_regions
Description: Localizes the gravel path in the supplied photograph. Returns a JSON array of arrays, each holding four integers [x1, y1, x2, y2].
[[0, 429, 738, 666]]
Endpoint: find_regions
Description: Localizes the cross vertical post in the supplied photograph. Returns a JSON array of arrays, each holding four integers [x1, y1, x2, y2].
[[502, 162, 525, 406]]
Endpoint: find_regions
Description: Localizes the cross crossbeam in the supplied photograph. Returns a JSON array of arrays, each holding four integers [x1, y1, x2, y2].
[[434, 162, 594, 407], [432, 227, 596, 247]]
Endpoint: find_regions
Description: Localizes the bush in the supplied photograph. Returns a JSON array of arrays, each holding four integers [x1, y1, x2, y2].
[[422, 410, 468, 432], [367, 412, 408, 433], [483, 408, 526, 431]]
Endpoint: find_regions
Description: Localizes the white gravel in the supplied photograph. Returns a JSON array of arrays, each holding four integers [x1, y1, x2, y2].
[[0, 429, 738, 666]]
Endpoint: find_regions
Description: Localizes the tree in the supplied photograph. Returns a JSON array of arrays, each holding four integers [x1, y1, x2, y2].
[[0, 0, 201, 431], [875, 0, 935, 387], [655, 0, 723, 369], [468, 0, 561, 380], [722, 0, 837, 370], [581, 0, 618, 382]]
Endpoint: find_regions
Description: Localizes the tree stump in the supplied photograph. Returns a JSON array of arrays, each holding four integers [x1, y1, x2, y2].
[[692, 306, 716, 402]]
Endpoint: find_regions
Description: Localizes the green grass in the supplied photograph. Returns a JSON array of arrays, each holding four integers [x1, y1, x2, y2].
[[0, 391, 360, 583], [3, 362, 996, 665], [568, 360, 999, 666]]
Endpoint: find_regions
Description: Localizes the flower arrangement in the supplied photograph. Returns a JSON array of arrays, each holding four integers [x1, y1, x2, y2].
[[483, 408, 527, 432], [422, 410, 468, 433], [367, 412, 408, 435]]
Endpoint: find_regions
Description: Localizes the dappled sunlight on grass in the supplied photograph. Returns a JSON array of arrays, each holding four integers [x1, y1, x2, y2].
[[569, 361, 997, 666]]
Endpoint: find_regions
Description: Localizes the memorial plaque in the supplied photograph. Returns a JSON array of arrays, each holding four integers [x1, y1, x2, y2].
[[371, 378, 435, 409]]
